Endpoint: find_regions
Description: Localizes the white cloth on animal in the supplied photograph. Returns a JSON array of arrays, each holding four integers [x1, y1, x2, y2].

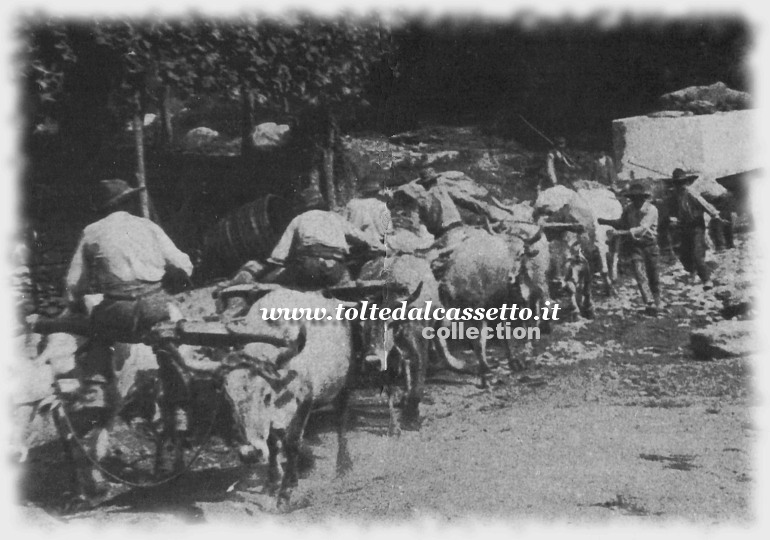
[[65, 211, 193, 303], [396, 177, 493, 235], [534, 185, 577, 215], [344, 197, 392, 244]]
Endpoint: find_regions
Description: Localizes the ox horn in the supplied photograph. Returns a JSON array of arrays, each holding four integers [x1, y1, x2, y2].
[[525, 227, 544, 247], [403, 281, 424, 306], [491, 195, 518, 214], [484, 216, 506, 235], [483, 216, 500, 235], [221, 351, 299, 392]]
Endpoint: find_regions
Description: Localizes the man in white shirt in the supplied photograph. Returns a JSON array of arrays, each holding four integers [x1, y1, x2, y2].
[[65, 179, 193, 420], [267, 185, 385, 288], [599, 183, 661, 314], [544, 136, 577, 189], [343, 167, 392, 246]]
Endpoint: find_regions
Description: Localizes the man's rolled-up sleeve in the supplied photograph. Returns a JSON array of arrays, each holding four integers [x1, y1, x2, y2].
[[64, 234, 88, 304], [630, 205, 659, 239], [153, 223, 193, 276], [269, 218, 298, 265]]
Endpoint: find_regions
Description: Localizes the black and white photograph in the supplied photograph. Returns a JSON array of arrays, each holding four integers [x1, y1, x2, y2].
[[3, 0, 767, 534]]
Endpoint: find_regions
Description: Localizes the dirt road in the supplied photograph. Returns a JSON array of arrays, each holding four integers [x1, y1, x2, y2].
[[18, 237, 756, 528]]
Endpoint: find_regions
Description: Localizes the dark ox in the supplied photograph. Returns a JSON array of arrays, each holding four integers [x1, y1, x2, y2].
[[357, 253, 458, 434], [438, 225, 547, 388], [535, 186, 622, 318], [489, 202, 553, 334], [546, 234, 594, 318]]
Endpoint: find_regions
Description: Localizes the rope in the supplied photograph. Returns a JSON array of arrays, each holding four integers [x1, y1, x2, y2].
[[55, 384, 223, 489]]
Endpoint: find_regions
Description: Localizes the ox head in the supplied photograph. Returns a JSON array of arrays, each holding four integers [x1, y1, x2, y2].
[[548, 235, 589, 297], [489, 223, 544, 289], [223, 349, 310, 464], [361, 280, 424, 372]]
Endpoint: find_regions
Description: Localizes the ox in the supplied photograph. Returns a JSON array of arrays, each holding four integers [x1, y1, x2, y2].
[[437, 225, 545, 388], [220, 288, 365, 506], [534, 185, 622, 318], [221, 279, 428, 505], [358, 253, 461, 434], [488, 199, 553, 333]]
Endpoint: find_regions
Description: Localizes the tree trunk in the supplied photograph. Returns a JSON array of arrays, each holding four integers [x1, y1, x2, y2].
[[323, 122, 336, 210], [159, 85, 173, 148], [133, 91, 151, 220], [323, 146, 336, 210], [240, 82, 254, 158]]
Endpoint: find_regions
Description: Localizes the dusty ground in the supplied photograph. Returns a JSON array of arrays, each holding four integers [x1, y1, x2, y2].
[[17, 236, 756, 528], [15, 125, 758, 531]]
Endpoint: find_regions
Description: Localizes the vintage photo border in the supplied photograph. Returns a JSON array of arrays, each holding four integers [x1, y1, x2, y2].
[[0, 0, 767, 538]]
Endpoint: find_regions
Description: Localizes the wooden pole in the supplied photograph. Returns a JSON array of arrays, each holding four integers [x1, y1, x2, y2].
[[133, 90, 150, 219], [323, 119, 337, 210], [240, 82, 253, 158], [159, 85, 174, 148]]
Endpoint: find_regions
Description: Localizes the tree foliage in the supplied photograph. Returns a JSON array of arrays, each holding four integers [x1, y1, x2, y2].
[[21, 15, 390, 137]]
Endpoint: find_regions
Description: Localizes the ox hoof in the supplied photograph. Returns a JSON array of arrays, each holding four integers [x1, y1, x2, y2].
[[400, 415, 422, 432], [276, 491, 292, 511], [60, 494, 93, 514], [60, 487, 112, 514], [276, 493, 311, 514], [387, 423, 402, 438], [335, 454, 353, 477], [237, 444, 263, 465]]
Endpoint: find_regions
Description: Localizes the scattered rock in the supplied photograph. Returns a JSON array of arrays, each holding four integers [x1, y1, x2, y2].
[[646, 110, 693, 118], [713, 280, 753, 319], [125, 113, 157, 131], [250, 122, 290, 150], [659, 82, 751, 113], [690, 320, 754, 360], [182, 126, 220, 149]]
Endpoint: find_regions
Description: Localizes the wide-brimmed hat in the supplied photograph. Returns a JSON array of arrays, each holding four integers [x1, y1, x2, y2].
[[669, 168, 699, 184], [297, 185, 326, 210], [622, 182, 651, 199], [96, 179, 145, 210], [416, 167, 440, 185]]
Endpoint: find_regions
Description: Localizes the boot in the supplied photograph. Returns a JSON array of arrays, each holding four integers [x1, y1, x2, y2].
[[70, 375, 110, 420], [70, 376, 109, 412]]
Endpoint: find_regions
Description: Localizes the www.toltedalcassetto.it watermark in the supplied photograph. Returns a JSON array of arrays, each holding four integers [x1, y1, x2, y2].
[[260, 300, 561, 341]]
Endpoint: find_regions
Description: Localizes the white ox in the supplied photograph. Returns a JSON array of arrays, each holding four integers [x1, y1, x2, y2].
[[438, 224, 546, 388], [221, 289, 356, 507], [535, 184, 623, 301]]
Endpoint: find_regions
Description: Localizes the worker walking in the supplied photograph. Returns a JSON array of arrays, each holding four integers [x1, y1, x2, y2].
[[598, 183, 661, 315], [666, 168, 725, 290]]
